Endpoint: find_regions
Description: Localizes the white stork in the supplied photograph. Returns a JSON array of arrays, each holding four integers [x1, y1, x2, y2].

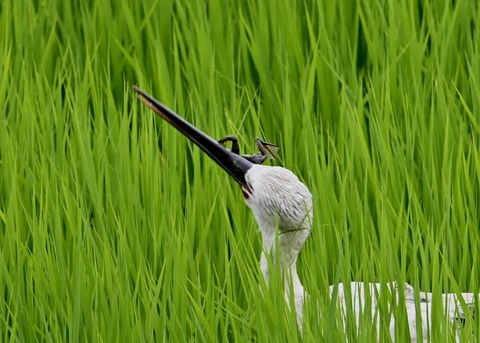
[[133, 86, 477, 341]]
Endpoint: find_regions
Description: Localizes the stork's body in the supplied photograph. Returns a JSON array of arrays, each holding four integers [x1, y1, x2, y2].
[[134, 86, 477, 342], [240, 161, 477, 341]]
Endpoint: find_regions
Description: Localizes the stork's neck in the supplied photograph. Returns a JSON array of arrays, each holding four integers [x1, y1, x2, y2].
[[242, 164, 313, 327], [258, 221, 310, 322]]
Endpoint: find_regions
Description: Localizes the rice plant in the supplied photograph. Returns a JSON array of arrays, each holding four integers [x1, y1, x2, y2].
[[0, 0, 479, 341]]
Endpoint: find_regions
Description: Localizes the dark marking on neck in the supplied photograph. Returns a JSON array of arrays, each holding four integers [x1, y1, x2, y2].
[[241, 185, 252, 199]]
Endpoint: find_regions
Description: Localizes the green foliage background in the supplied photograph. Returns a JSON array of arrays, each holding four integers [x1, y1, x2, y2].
[[0, 0, 479, 341]]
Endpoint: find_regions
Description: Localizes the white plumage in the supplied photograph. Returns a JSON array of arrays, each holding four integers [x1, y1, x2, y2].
[[244, 164, 313, 322], [242, 163, 477, 342], [330, 282, 476, 342]]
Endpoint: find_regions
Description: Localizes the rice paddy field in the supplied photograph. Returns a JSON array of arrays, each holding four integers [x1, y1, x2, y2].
[[1, 0, 480, 341]]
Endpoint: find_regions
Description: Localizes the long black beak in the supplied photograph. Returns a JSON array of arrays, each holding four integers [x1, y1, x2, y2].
[[133, 86, 253, 191]]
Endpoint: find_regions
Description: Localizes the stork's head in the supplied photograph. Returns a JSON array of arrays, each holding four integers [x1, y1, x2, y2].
[[134, 86, 313, 252]]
